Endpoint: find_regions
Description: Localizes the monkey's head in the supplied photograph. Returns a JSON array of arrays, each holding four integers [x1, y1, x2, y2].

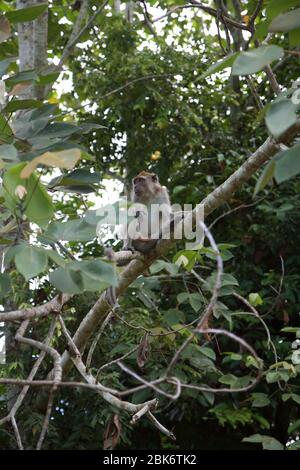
[[132, 171, 161, 203]]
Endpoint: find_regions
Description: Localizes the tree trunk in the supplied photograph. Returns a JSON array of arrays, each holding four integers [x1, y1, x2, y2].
[[16, 0, 48, 99]]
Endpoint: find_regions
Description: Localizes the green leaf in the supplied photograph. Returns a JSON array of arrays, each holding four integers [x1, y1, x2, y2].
[[150, 260, 179, 275], [177, 292, 203, 312], [6, 70, 38, 86], [269, 8, 300, 32], [203, 272, 239, 293], [6, 4, 48, 23], [283, 393, 300, 405], [3, 243, 26, 268], [2, 163, 54, 228], [265, 99, 298, 137], [254, 20, 271, 41], [0, 272, 11, 299], [266, 0, 300, 20], [243, 434, 284, 450], [218, 374, 237, 386], [199, 346, 216, 361], [173, 249, 200, 271], [248, 292, 263, 306], [188, 293, 203, 312], [251, 393, 271, 408], [48, 169, 100, 193], [281, 327, 300, 333], [288, 419, 300, 434], [49, 259, 118, 294], [253, 160, 275, 196], [287, 441, 300, 450], [0, 112, 13, 142], [44, 219, 96, 242], [14, 245, 48, 280], [0, 57, 16, 77], [12, 114, 50, 140], [37, 72, 60, 86], [0, 144, 18, 161], [36, 122, 79, 139], [79, 122, 107, 134], [46, 250, 66, 267], [232, 46, 283, 75], [163, 309, 185, 326], [28, 103, 57, 121], [289, 27, 300, 46], [274, 145, 300, 183], [201, 52, 238, 78], [4, 99, 42, 113], [266, 370, 290, 383]]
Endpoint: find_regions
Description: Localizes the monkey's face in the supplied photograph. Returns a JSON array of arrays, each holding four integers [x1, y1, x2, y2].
[[132, 173, 159, 202]]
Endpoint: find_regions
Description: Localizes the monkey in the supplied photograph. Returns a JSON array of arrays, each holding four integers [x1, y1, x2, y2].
[[122, 171, 172, 254], [104, 172, 171, 309]]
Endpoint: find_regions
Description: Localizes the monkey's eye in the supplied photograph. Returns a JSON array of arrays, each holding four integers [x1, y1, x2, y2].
[[134, 177, 142, 184], [152, 175, 158, 182]]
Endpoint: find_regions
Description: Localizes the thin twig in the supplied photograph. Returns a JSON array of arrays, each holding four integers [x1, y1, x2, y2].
[[36, 387, 56, 450], [147, 411, 176, 440], [86, 310, 115, 369], [11, 416, 23, 450], [59, 0, 109, 66]]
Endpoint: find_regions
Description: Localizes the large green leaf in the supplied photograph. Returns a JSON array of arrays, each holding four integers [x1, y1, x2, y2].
[[243, 434, 284, 450], [12, 115, 49, 140], [37, 71, 60, 86], [269, 8, 300, 32], [232, 46, 283, 75], [36, 122, 79, 139], [0, 112, 13, 142], [0, 57, 16, 77], [48, 168, 100, 193], [49, 259, 118, 293], [4, 99, 42, 113], [274, 145, 300, 183], [44, 219, 96, 242], [265, 98, 299, 137], [251, 393, 271, 408], [6, 4, 48, 23], [9, 104, 56, 140], [2, 163, 54, 228], [201, 52, 238, 78], [14, 245, 48, 281], [266, 0, 300, 20], [6, 70, 38, 86], [0, 144, 18, 161]]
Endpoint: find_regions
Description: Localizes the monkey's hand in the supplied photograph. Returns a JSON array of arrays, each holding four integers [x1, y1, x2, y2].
[[122, 238, 136, 252]]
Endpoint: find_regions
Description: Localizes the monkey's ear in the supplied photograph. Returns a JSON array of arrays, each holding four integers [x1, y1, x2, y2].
[[152, 174, 158, 182]]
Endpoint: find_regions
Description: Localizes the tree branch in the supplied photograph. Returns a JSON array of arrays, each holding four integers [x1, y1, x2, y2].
[[59, 0, 109, 67], [154, 1, 251, 31], [0, 294, 72, 322]]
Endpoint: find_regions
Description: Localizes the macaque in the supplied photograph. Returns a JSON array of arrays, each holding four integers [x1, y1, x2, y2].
[[123, 171, 172, 254]]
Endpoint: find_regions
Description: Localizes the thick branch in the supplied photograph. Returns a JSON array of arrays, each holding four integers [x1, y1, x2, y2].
[[58, 120, 300, 375], [0, 294, 72, 322]]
